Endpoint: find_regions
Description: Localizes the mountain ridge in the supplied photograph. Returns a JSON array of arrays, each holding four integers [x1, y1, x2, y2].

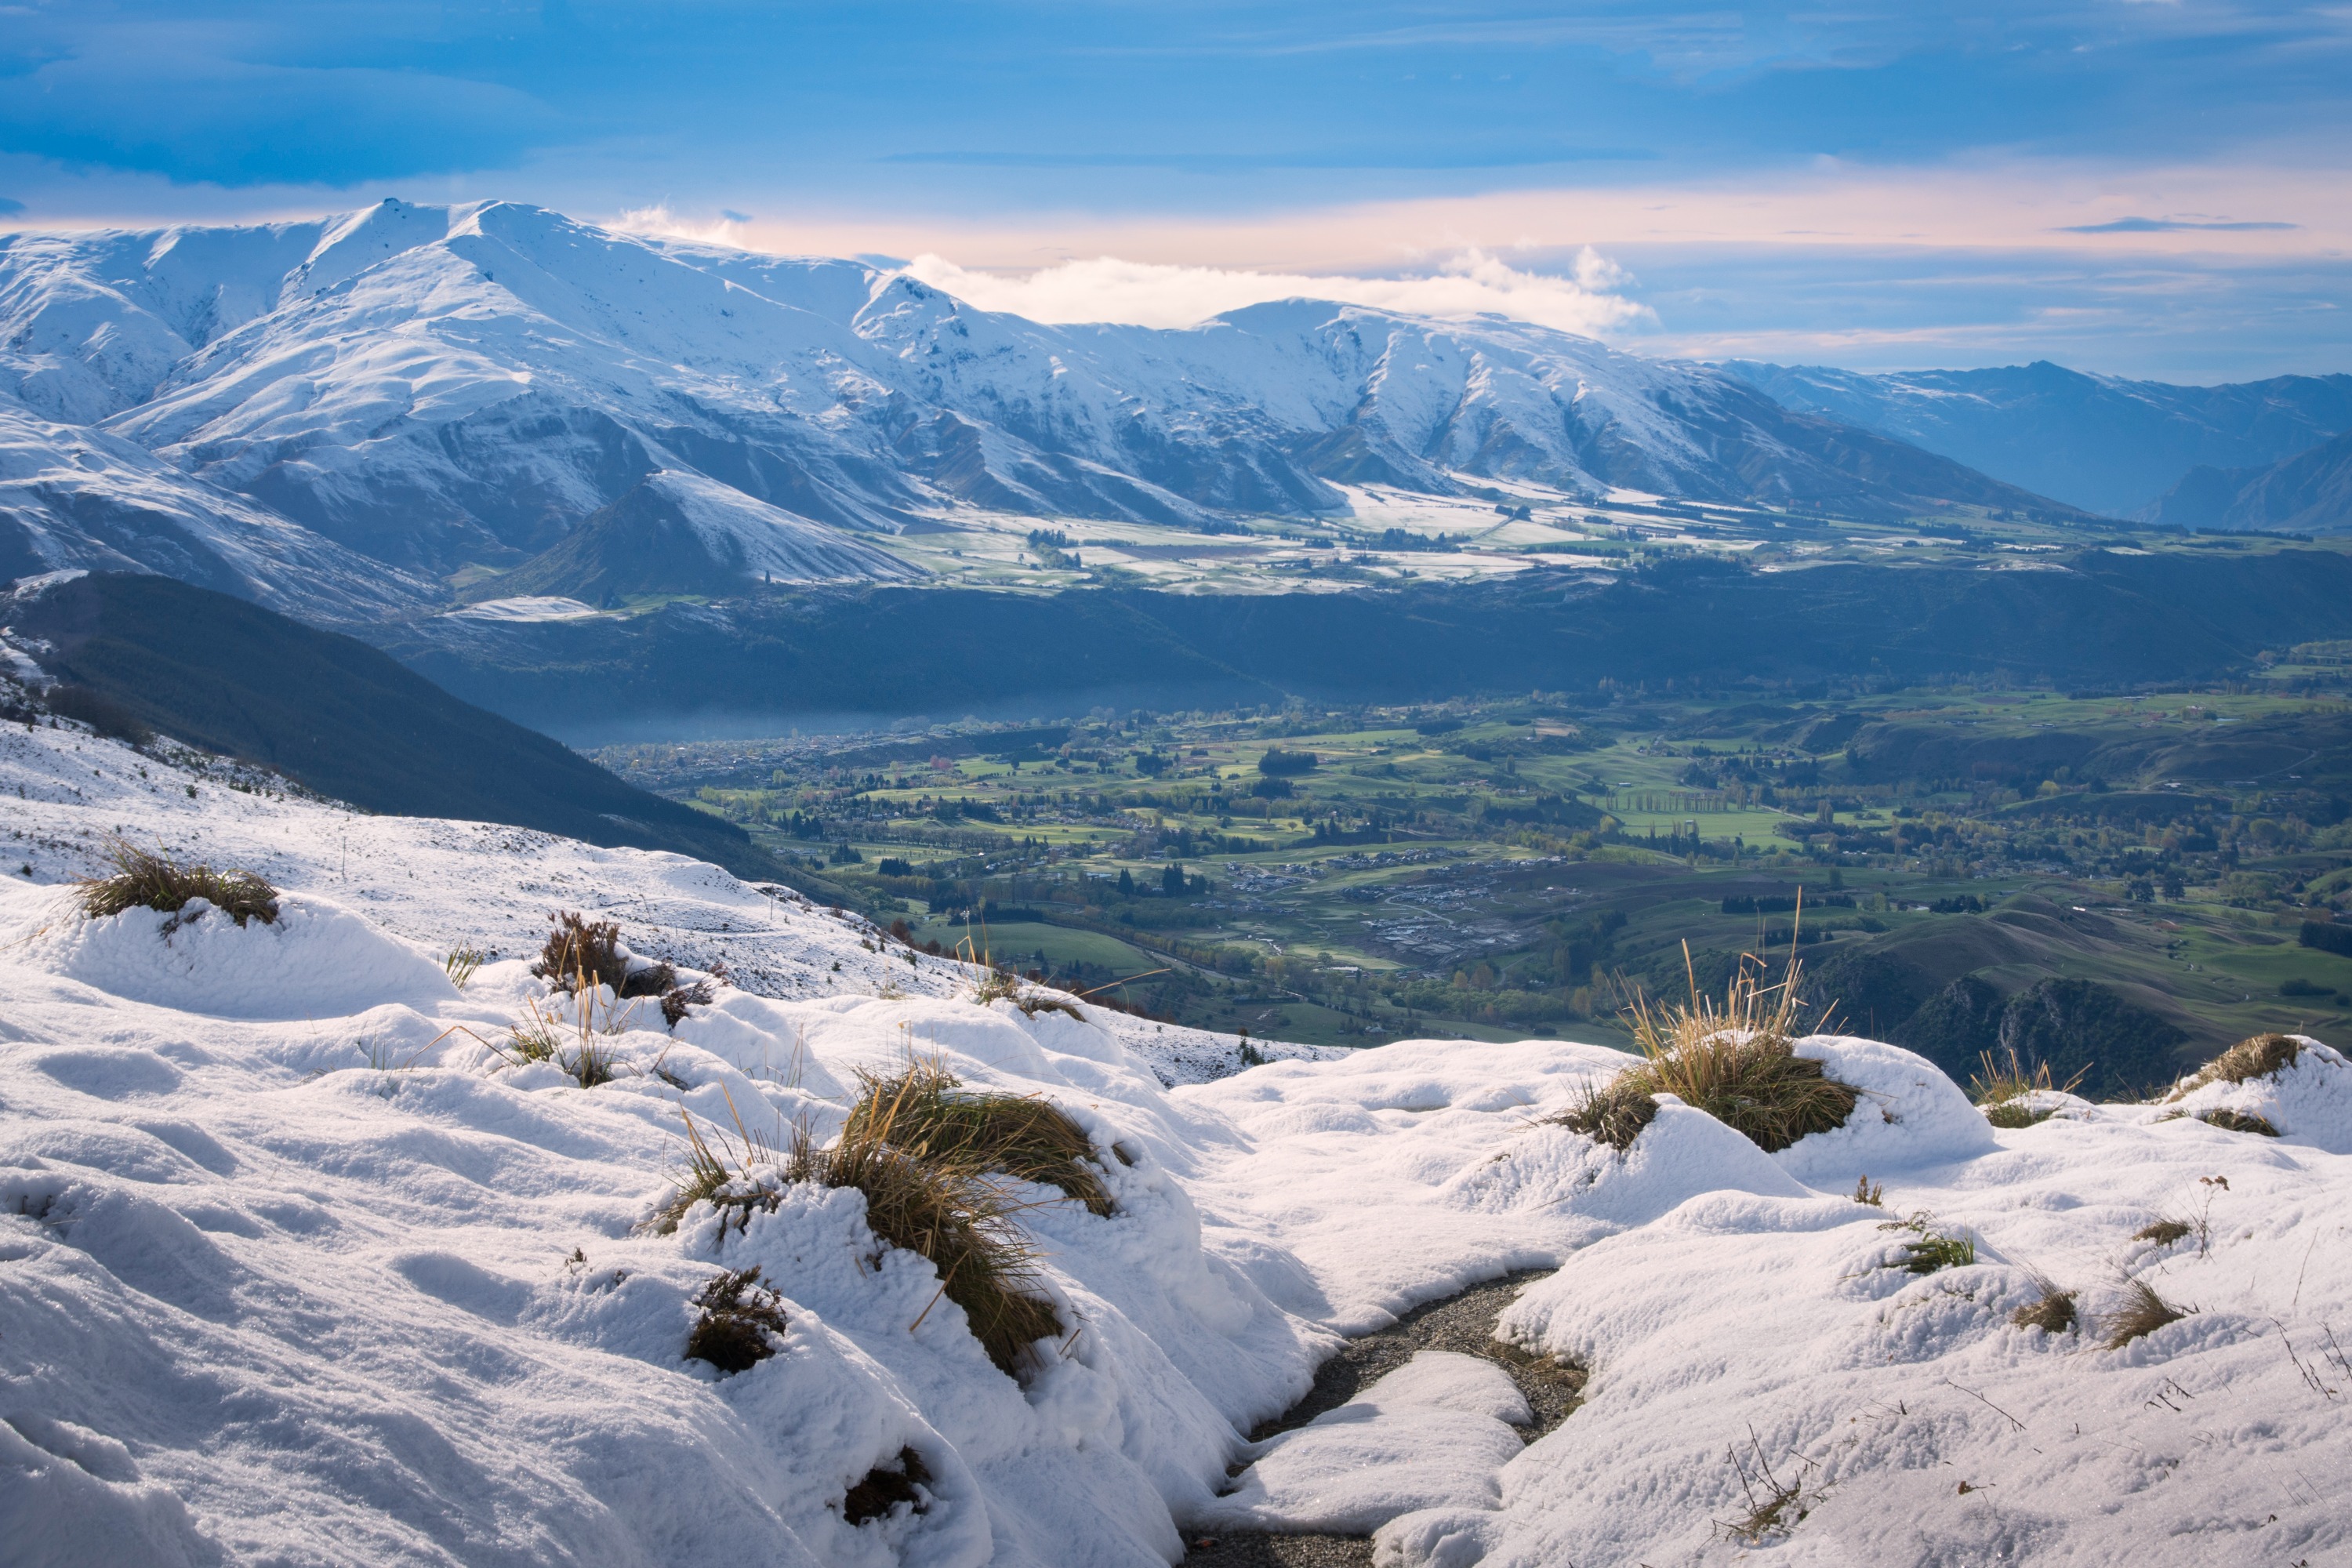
[[0, 198, 2092, 620], [1723, 358, 2352, 517]]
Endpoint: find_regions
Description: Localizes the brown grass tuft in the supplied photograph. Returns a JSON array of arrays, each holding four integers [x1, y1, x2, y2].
[[76, 837, 278, 926], [2196, 1106, 2280, 1137], [2169, 1033, 2302, 1100], [1552, 945, 1857, 1154], [790, 1098, 1063, 1377], [844, 1062, 1114, 1217], [2102, 1277, 2194, 1349], [2133, 1218, 2192, 1247], [2010, 1279, 2078, 1334], [685, 1267, 789, 1374]]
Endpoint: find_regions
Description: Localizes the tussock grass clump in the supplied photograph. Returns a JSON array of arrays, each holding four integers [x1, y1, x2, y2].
[[1878, 1210, 1976, 1275], [1972, 1048, 2087, 1128], [503, 994, 624, 1087], [2169, 1033, 2301, 1100], [2133, 1218, 2193, 1247], [972, 964, 1085, 1021], [2103, 1277, 2194, 1349], [685, 1267, 789, 1374], [844, 1062, 1114, 1217], [2011, 1279, 2078, 1334], [534, 911, 627, 993], [1553, 947, 1857, 1155], [645, 1109, 779, 1236], [840, 1447, 931, 1526], [789, 1108, 1063, 1377], [441, 946, 485, 989], [2197, 1106, 2280, 1137], [76, 838, 278, 927]]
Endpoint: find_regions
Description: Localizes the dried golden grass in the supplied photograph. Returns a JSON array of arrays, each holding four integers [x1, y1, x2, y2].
[[75, 837, 278, 926], [844, 1062, 1114, 1217], [1554, 944, 1857, 1154], [1972, 1048, 2088, 1127], [2196, 1106, 2280, 1137], [2103, 1277, 2194, 1349], [2010, 1279, 2078, 1334], [789, 1102, 1063, 1377], [2168, 1033, 2302, 1100]]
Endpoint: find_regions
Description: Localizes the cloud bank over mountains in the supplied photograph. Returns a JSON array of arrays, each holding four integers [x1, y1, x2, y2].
[[896, 248, 1654, 337]]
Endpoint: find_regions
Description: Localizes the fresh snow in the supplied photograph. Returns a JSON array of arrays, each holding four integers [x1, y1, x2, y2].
[[3, 708, 2348, 1566]]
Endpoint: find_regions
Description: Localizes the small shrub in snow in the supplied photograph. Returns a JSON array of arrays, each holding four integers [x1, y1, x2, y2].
[[659, 978, 714, 1028], [533, 911, 627, 993], [2197, 1106, 2280, 1137], [1555, 949, 1858, 1154], [2103, 1277, 2194, 1349], [685, 1267, 789, 1374], [441, 946, 485, 989], [789, 1098, 1063, 1377], [1853, 1175, 1884, 1207], [2168, 1033, 2300, 1099], [840, 1446, 931, 1526], [2132, 1218, 2193, 1248], [1877, 1211, 1976, 1275], [844, 1062, 1115, 1217], [2010, 1279, 2079, 1334], [76, 838, 278, 926], [1715, 1427, 1812, 1544]]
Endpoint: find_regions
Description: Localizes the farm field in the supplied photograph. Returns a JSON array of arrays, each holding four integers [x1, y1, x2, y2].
[[596, 677, 2352, 1087]]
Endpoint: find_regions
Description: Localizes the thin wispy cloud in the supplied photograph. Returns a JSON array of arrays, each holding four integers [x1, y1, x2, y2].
[[2058, 216, 2298, 233], [898, 248, 1654, 336]]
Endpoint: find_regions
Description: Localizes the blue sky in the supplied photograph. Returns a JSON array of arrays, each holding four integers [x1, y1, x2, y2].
[[3, 2, 2347, 380]]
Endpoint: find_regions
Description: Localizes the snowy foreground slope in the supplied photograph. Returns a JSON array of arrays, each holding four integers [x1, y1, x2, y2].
[[3, 714, 2350, 1567]]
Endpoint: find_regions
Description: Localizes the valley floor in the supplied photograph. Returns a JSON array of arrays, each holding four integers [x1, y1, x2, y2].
[[2, 713, 2348, 1567]]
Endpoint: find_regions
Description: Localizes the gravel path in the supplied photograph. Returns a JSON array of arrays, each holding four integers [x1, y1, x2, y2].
[[1179, 1272, 1582, 1567]]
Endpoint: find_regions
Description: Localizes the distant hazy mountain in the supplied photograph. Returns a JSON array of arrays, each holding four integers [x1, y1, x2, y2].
[[0, 199, 2082, 618], [2147, 427, 2352, 533], [1721, 360, 2352, 518]]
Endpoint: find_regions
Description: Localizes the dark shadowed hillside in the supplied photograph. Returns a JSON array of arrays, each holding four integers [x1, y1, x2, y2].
[[2, 572, 794, 884], [383, 548, 2352, 742]]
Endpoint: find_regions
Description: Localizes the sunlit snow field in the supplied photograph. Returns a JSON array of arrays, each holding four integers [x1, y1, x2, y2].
[[3, 710, 2348, 1567]]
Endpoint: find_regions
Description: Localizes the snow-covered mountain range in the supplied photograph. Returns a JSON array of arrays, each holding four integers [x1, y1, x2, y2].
[[0, 199, 2074, 619], [1724, 359, 2352, 518]]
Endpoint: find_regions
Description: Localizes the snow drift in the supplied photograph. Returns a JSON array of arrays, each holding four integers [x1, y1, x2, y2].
[[2, 709, 2347, 1566]]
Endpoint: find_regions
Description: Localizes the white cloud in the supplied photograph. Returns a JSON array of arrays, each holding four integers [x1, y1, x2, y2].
[[898, 247, 1654, 336], [611, 202, 750, 247]]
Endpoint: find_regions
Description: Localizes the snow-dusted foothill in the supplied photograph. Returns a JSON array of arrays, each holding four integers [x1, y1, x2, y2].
[[3, 708, 2349, 1567]]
